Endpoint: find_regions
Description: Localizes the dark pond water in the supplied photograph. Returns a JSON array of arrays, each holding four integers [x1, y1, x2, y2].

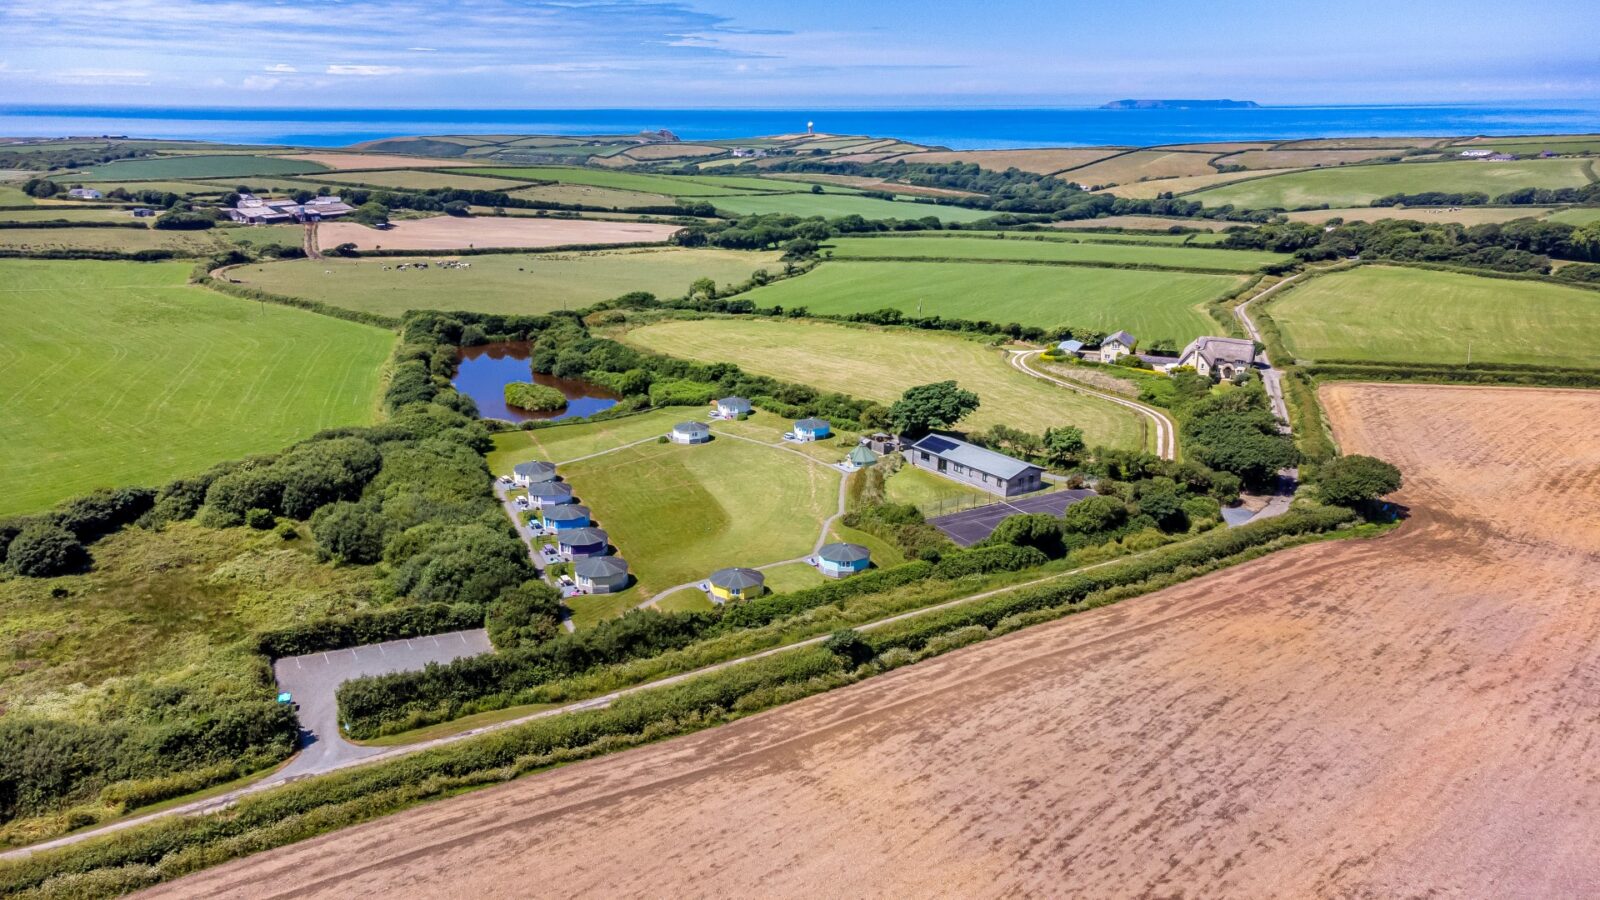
[[452, 342, 620, 423]]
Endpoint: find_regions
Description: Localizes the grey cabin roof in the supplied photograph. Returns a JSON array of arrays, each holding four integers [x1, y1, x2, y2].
[[1104, 330, 1136, 347], [1178, 336, 1256, 367], [709, 567, 765, 589], [909, 433, 1039, 481], [795, 417, 829, 431], [541, 504, 591, 522], [513, 460, 557, 481], [526, 481, 574, 499], [674, 420, 710, 434], [847, 445, 878, 465], [717, 396, 751, 411], [1057, 339, 1084, 352], [818, 542, 870, 564], [575, 556, 629, 578], [556, 527, 608, 546]]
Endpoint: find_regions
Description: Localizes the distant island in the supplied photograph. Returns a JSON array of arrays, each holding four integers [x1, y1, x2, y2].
[[1100, 99, 1261, 110]]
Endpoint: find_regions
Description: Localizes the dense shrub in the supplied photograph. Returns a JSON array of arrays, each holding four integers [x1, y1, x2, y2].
[[980, 514, 1067, 558], [311, 500, 388, 564], [4, 523, 89, 577], [1315, 454, 1403, 507], [503, 381, 567, 412], [387, 523, 533, 606], [255, 602, 487, 658], [486, 580, 565, 650]]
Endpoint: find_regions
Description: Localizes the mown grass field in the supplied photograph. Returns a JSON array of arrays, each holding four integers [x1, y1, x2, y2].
[[825, 234, 1289, 271], [621, 318, 1147, 450], [0, 260, 394, 515], [884, 463, 991, 514], [446, 167, 779, 197], [1282, 206, 1555, 226], [738, 259, 1235, 346], [1547, 207, 1600, 226], [707, 192, 995, 222], [487, 409, 686, 471], [1269, 265, 1600, 367], [228, 247, 783, 317], [301, 170, 531, 192], [78, 155, 330, 180], [1188, 159, 1594, 209]]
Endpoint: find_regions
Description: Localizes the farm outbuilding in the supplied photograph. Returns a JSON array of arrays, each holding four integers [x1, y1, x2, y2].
[[817, 542, 871, 578], [670, 421, 712, 444], [540, 504, 592, 532], [794, 417, 832, 441], [715, 397, 752, 418], [708, 567, 765, 602], [1056, 339, 1085, 355], [556, 527, 610, 558], [525, 481, 575, 508], [512, 460, 558, 486], [574, 556, 630, 593]]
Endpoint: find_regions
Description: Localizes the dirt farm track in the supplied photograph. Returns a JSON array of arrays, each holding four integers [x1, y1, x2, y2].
[[149, 384, 1600, 898]]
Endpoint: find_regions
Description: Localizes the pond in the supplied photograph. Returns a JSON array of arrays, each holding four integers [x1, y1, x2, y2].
[[452, 341, 621, 423]]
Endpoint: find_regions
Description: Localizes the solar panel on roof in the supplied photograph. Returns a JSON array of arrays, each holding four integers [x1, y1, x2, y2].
[[918, 436, 958, 454]]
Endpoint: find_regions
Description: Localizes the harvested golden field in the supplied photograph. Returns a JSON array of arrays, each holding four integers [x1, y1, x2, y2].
[[149, 383, 1600, 898], [313, 216, 679, 250], [273, 152, 485, 169], [1216, 148, 1414, 168], [617, 143, 726, 160], [886, 148, 1124, 174], [1095, 167, 1308, 198], [1284, 205, 1554, 226], [1058, 150, 1220, 186]]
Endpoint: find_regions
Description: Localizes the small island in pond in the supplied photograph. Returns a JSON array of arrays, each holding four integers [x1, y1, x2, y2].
[[1099, 99, 1260, 110], [504, 381, 569, 412]]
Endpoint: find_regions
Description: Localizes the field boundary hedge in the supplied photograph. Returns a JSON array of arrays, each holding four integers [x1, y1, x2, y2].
[[198, 269, 401, 329], [0, 221, 149, 230], [255, 603, 487, 658], [823, 253, 1272, 277]]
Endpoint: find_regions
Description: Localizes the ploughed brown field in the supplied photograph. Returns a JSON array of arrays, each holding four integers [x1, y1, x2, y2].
[[149, 383, 1600, 898]]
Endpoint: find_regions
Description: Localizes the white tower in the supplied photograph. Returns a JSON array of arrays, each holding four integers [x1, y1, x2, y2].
[[807, 120, 815, 135]]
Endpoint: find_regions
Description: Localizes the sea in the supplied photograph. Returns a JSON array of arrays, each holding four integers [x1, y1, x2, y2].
[[1, 104, 1597, 148]]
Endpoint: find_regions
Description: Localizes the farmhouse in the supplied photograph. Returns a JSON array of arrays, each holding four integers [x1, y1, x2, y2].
[[1093, 331, 1137, 363], [227, 193, 354, 225], [714, 396, 752, 418], [525, 481, 575, 508], [904, 433, 1045, 497], [512, 460, 558, 486], [708, 567, 765, 602], [1459, 149, 1494, 158], [67, 188, 103, 200], [817, 542, 871, 578], [794, 417, 831, 441], [556, 527, 610, 559], [1170, 336, 1257, 380], [540, 504, 592, 532], [845, 445, 879, 470], [574, 556, 630, 593], [670, 421, 712, 444]]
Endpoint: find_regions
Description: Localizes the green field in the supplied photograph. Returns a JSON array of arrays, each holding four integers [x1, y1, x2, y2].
[[884, 463, 992, 514], [447, 166, 780, 197], [621, 318, 1147, 450], [1188, 159, 1594, 209], [0, 185, 36, 205], [0, 226, 230, 255], [1547, 207, 1600, 226], [229, 248, 783, 317], [80, 180, 229, 196], [1038, 230, 1231, 245], [0, 260, 395, 515], [708, 192, 996, 222], [825, 234, 1288, 271], [488, 410, 839, 600], [79, 155, 330, 181], [739, 260, 1235, 345], [1269, 265, 1600, 367], [510, 183, 676, 208], [0, 207, 139, 223], [301, 170, 531, 192]]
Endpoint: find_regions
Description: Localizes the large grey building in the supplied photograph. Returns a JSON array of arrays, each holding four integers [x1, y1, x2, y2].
[[904, 434, 1045, 497]]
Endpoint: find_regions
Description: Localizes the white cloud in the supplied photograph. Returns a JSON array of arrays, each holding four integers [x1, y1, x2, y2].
[[53, 68, 151, 85], [406, 47, 436, 52], [325, 64, 403, 76], [241, 75, 281, 90], [264, 63, 297, 73]]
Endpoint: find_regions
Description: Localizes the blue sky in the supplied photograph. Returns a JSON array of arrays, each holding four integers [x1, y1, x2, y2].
[[0, 0, 1595, 107]]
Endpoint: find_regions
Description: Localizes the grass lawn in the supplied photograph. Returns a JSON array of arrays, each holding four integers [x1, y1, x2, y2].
[[1547, 207, 1600, 226], [1269, 265, 1600, 367], [487, 410, 690, 473], [654, 591, 715, 614], [446, 167, 777, 197], [707, 192, 996, 222], [827, 521, 907, 569], [1188, 159, 1594, 209], [620, 318, 1147, 450], [557, 437, 840, 598], [708, 412, 863, 464], [760, 562, 826, 594], [0, 260, 394, 515], [227, 248, 783, 318], [825, 234, 1288, 271], [0, 226, 230, 255], [78, 155, 330, 180], [884, 464, 992, 515], [739, 260, 1235, 346]]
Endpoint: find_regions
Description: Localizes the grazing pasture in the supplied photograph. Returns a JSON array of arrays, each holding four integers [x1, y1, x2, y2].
[[621, 318, 1147, 449], [78, 155, 329, 180], [0, 260, 393, 515], [883, 148, 1124, 174], [1546, 207, 1600, 226], [227, 248, 783, 317], [311, 216, 679, 251], [1268, 265, 1600, 367], [762, 173, 981, 198], [510, 183, 677, 208], [0, 207, 141, 223], [1099, 168, 1310, 199], [79, 180, 230, 195], [738, 259, 1235, 345], [824, 234, 1288, 271], [274, 152, 484, 170], [706, 192, 995, 222], [1277, 136, 1448, 149], [1188, 159, 1593, 209]]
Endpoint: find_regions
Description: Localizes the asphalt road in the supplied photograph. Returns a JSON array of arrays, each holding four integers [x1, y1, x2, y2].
[[273, 629, 493, 778], [1234, 274, 1300, 430]]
